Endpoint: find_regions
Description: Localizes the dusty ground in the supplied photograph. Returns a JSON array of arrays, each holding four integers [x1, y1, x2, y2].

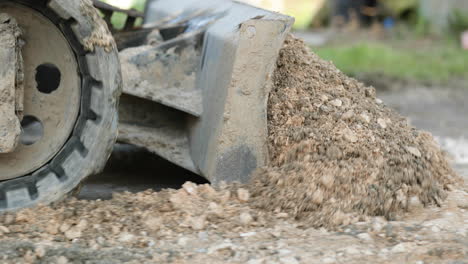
[[0, 180, 466, 264], [0, 37, 467, 263]]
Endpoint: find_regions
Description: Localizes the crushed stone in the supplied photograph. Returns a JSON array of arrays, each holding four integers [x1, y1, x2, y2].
[[250, 35, 462, 228]]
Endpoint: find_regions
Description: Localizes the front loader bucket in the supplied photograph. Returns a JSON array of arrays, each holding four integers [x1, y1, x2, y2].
[[118, 0, 294, 184]]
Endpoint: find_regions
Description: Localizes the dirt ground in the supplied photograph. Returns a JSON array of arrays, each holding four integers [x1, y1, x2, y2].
[[0, 38, 467, 263], [0, 175, 466, 264]]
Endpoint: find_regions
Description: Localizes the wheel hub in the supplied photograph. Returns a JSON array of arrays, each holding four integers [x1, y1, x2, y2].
[[0, 13, 23, 154], [0, 2, 81, 181]]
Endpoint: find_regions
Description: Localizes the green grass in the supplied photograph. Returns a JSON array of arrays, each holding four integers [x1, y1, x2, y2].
[[314, 42, 468, 82], [103, 0, 146, 29]]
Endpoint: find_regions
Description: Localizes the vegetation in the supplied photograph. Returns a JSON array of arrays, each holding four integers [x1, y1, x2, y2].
[[449, 10, 468, 36], [103, 0, 146, 29], [314, 41, 468, 83]]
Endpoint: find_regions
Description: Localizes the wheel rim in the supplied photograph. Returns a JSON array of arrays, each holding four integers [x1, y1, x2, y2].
[[0, 2, 81, 180]]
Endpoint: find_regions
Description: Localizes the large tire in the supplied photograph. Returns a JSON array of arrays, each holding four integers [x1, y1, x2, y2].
[[0, 0, 121, 211]]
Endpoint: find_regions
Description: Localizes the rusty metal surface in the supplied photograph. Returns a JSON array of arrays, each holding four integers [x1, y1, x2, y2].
[[0, 13, 22, 153]]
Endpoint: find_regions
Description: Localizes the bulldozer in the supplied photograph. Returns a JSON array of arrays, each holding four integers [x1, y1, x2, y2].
[[0, 0, 293, 211]]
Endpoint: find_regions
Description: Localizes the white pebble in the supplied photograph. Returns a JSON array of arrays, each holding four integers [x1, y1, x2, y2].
[[280, 257, 299, 264], [377, 118, 387, 129], [357, 233, 373, 242], [330, 99, 343, 107]]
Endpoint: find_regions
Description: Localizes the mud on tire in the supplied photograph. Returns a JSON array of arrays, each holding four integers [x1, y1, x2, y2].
[[0, 0, 121, 211]]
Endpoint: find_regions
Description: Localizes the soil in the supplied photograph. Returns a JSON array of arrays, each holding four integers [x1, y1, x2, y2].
[[251, 36, 462, 228], [0, 35, 466, 263]]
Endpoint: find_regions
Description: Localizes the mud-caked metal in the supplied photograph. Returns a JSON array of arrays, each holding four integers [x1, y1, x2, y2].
[[119, 0, 294, 184]]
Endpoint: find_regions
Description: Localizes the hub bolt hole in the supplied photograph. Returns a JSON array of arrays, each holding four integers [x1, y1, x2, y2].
[[36, 63, 61, 94], [20, 116, 44, 146]]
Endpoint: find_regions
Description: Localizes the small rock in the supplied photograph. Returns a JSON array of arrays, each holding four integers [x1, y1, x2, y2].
[[391, 243, 413, 253], [342, 110, 354, 120], [380, 248, 389, 254], [208, 202, 223, 217], [0, 226, 10, 234], [118, 232, 136, 243], [96, 236, 106, 245], [198, 231, 208, 240], [408, 196, 423, 210], [196, 248, 208, 253], [371, 217, 387, 233], [312, 189, 324, 204], [89, 240, 100, 250], [372, 222, 384, 232], [377, 118, 387, 129], [376, 98, 383, 104], [320, 174, 334, 189], [4, 214, 15, 225], [199, 184, 218, 200], [342, 128, 358, 143], [240, 232, 257, 237], [144, 216, 163, 231], [322, 257, 336, 263], [65, 227, 82, 240], [344, 246, 360, 255], [59, 222, 71, 233], [279, 257, 299, 264], [112, 225, 121, 234], [331, 210, 351, 226], [431, 226, 440, 233], [279, 249, 292, 256], [276, 212, 289, 218], [182, 182, 198, 195], [23, 250, 36, 263], [207, 243, 233, 255], [15, 212, 29, 223], [247, 259, 265, 264], [177, 237, 190, 247], [405, 146, 422, 158], [46, 222, 60, 235], [237, 188, 250, 202], [239, 212, 253, 225], [330, 99, 343, 107], [357, 233, 373, 242], [360, 113, 371, 123], [56, 256, 68, 264], [190, 216, 206, 230], [76, 219, 88, 231], [365, 87, 376, 98], [220, 190, 231, 204], [35, 246, 46, 258]]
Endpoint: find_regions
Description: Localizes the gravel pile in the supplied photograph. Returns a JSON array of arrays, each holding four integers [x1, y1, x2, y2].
[[250, 36, 462, 228]]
